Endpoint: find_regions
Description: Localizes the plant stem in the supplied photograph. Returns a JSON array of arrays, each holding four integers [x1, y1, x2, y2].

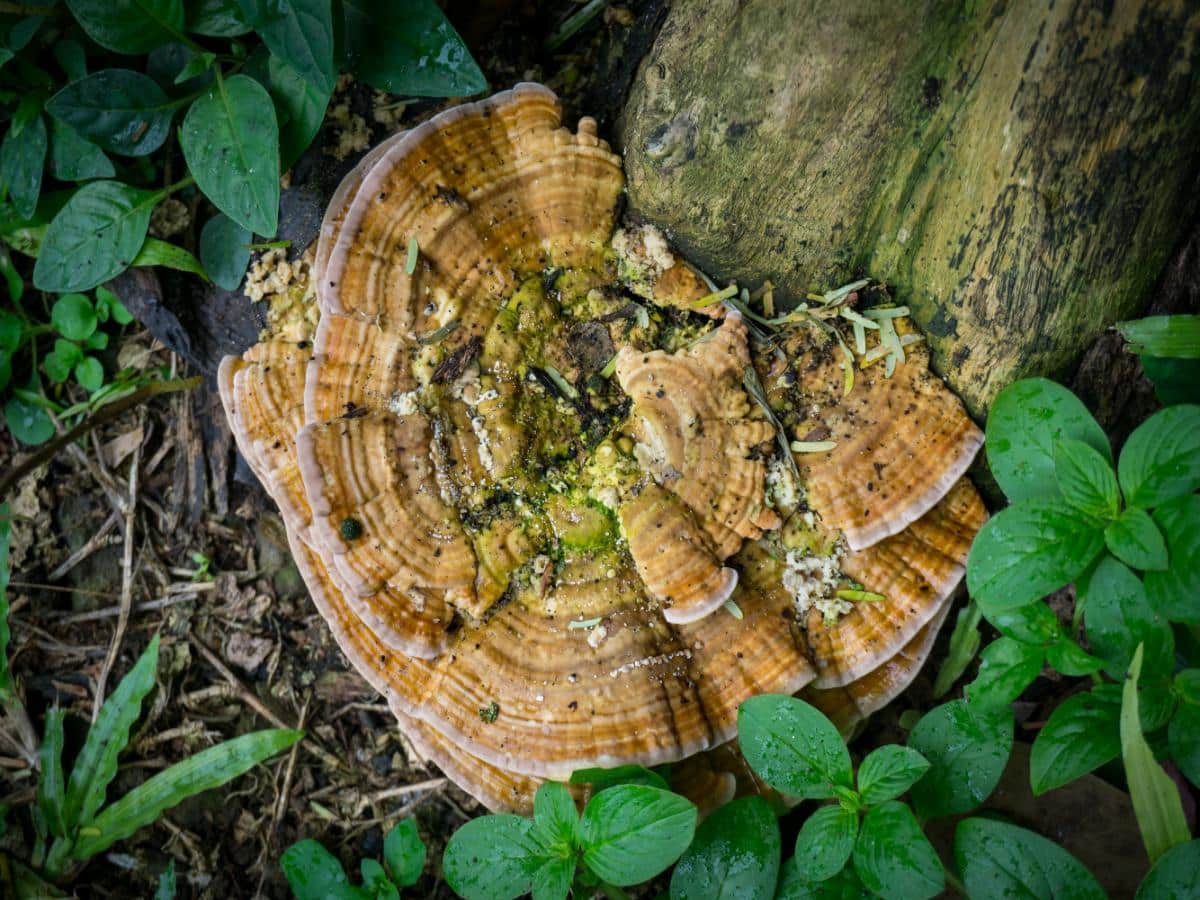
[[0, 376, 202, 499], [944, 869, 968, 895]]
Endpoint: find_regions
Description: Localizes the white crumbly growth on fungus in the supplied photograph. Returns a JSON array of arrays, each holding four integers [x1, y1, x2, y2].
[[372, 90, 406, 130], [245, 248, 295, 301], [611, 223, 676, 281], [325, 76, 371, 161], [388, 390, 420, 416], [149, 198, 190, 239], [587, 625, 608, 649], [782, 544, 851, 623], [765, 455, 801, 512], [607, 648, 692, 679]]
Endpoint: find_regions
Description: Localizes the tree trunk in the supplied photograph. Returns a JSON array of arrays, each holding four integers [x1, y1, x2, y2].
[[619, 0, 1200, 417]]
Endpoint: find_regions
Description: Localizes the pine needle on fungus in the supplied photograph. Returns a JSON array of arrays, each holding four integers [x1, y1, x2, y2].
[[569, 617, 603, 629], [742, 365, 800, 482]]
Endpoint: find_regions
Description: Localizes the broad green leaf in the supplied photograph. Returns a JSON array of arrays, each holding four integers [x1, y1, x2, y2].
[[986, 377, 1111, 503], [0, 501, 11, 701], [1145, 495, 1200, 622], [359, 858, 397, 900], [1122, 644, 1190, 863], [33, 181, 158, 292], [155, 859, 176, 900], [5, 15, 42, 52], [49, 120, 115, 181], [790, 803, 857, 883], [738, 695, 853, 799], [984, 598, 1061, 644], [51, 292, 97, 340], [443, 815, 542, 900], [954, 817, 1104, 900], [43, 339, 80, 383], [1054, 438, 1119, 522], [181, 74, 279, 236], [931, 600, 981, 698], [245, 47, 330, 170], [65, 0, 185, 54], [965, 636, 1043, 708], [578, 785, 697, 887], [146, 42, 215, 95], [46, 70, 174, 157], [669, 795, 780, 900], [235, 0, 335, 96], [1119, 405, 1200, 508], [0, 113, 46, 220], [74, 356, 104, 392], [852, 801, 942, 900], [531, 781, 576, 853], [531, 856, 573, 900], [0, 306, 21, 346], [63, 636, 160, 828], [383, 818, 425, 888], [132, 238, 208, 279], [1117, 315, 1200, 359], [53, 39, 88, 82], [1081, 555, 1173, 678], [857, 746, 930, 805], [281, 838, 369, 900], [341, 0, 486, 97], [97, 285, 134, 325], [175, 50, 216, 84], [38, 708, 67, 838], [187, 0, 251, 36], [1030, 684, 1121, 794], [199, 212, 251, 291], [74, 728, 301, 858], [1135, 839, 1200, 899], [1169, 698, 1200, 789], [775, 859, 865, 899], [4, 394, 53, 444], [569, 764, 669, 793], [1105, 507, 1168, 572], [908, 699, 1012, 820], [1046, 638, 1105, 677], [1141, 356, 1200, 406], [966, 499, 1104, 613]]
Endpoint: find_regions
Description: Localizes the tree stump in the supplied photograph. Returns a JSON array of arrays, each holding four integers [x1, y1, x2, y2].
[[619, 0, 1200, 416]]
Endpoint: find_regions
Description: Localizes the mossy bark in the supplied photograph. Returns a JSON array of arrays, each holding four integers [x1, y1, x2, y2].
[[619, 0, 1200, 417]]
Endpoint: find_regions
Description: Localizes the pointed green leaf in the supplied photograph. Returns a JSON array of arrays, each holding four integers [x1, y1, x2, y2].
[[49, 120, 115, 182], [531, 782, 576, 854], [382, 818, 425, 888], [38, 708, 68, 838], [908, 699, 1012, 820], [738, 695, 853, 799], [199, 212, 251, 291], [46, 70, 174, 157], [853, 801, 942, 900], [531, 855, 573, 900], [1030, 684, 1121, 795], [1145, 495, 1200, 622], [965, 636, 1043, 708], [790, 803, 857, 883], [578, 785, 697, 887], [857, 745, 930, 805], [1106, 507, 1169, 571], [955, 817, 1104, 900], [282, 837, 369, 900], [1117, 315, 1200, 358], [1136, 839, 1200, 899], [443, 814, 542, 900], [0, 113, 47, 220], [235, 0, 335, 96], [668, 795, 779, 900], [775, 858, 865, 899], [1054, 438, 1119, 522], [65, 0, 185, 54], [245, 47, 330, 170], [1081, 555, 1173, 678], [132, 238, 208, 280], [1119, 405, 1200, 509]]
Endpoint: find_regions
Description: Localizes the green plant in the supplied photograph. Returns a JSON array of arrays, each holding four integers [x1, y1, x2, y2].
[[1116, 314, 1200, 405], [283, 818, 427, 899]]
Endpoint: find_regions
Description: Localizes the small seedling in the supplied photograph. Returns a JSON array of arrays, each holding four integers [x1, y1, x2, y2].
[[283, 818, 428, 899]]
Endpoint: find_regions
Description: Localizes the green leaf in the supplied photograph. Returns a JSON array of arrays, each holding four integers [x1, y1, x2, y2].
[[98, 285, 134, 325], [1168, 697, 1200, 789], [775, 859, 865, 899], [74, 356, 104, 392], [175, 50, 216, 84], [790, 803, 857, 883], [382, 818, 425, 888], [49, 120, 115, 182], [63, 636, 160, 828], [986, 377, 1111, 504], [578, 785, 697, 887], [51, 292, 97, 340], [668, 795, 780, 900], [1029, 684, 1121, 794], [181, 74, 280, 236], [531, 781, 576, 854], [984, 597, 1067, 648], [155, 859, 176, 900], [1054, 438, 1120, 522], [737, 695, 853, 799], [199, 212, 252, 291], [1044, 638, 1105, 677], [341, 0, 486, 97], [954, 817, 1105, 900], [966, 499, 1104, 613], [1105, 507, 1168, 572], [0, 309, 21, 351], [1122, 643, 1190, 863], [857, 746, 930, 805], [1081, 555, 1173, 678], [360, 858, 397, 900], [531, 856, 572, 900], [1117, 315, 1200, 359], [74, 728, 301, 859], [282, 838, 369, 900], [4, 394, 54, 444], [53, 39, 88, 82], [1136, 839, 1200, 899], [908, 699, 1012, 820], [132, 237, 209, 279], [965, 636, 1043, 707], [852, 801, 942, 900], [38, 708, 68, 839], [34, 181, 157, 292], [568, 765, 669, 793], [43, 340, 78, 383], [46, 70, 174, 157], [932, 600, 981, 698], [65, 0, 186, 54], [443, 815, 542, 900], [187, 0, 251, 36], [235, 0, 335, 96], [1141, 356, 1200, 406], [0, 114, 47, 220], [245, 48, 330, 170], [1145, 494, 1200, 622], [1119, 405, 1200, 509]]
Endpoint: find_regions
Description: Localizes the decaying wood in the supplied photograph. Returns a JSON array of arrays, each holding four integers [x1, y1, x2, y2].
[[620, 0, 1200, 416]]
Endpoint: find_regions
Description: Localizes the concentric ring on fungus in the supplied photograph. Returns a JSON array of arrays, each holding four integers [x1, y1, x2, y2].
[[219, 83, 987, 812]]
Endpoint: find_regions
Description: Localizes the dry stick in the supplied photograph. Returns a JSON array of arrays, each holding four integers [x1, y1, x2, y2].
[[271, 696, 308, 839], [47, 510, 120, 580], [52, 591, 205, 625], [92, 431, 142, 724], [355, 776, 448, 815], [0, 376, 202, 500]]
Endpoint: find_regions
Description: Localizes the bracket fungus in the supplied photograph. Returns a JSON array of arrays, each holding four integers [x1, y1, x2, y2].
[[220, 84, 986, 812]]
